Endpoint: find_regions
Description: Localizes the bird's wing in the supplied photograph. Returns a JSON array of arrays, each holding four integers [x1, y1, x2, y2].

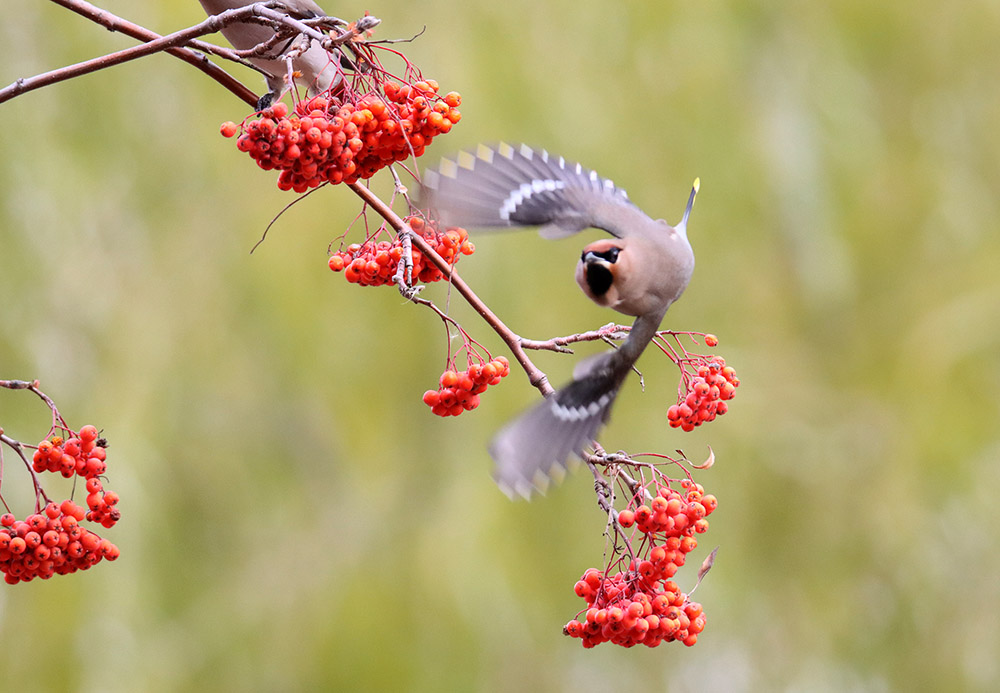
[[421, 143, 639, 239]]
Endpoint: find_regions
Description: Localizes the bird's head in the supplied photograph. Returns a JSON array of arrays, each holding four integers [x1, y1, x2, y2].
[[576, 238, 625, 308]]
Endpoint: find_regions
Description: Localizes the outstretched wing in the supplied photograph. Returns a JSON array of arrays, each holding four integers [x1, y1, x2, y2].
[[421, 143, 638, 239]]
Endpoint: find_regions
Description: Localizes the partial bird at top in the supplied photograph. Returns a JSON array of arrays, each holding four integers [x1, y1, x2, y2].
[[198, 0, 345, 108], [421, 143, 698, 498]]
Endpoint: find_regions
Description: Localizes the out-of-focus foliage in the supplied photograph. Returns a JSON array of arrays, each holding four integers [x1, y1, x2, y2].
[[2, 1, 999, 690]]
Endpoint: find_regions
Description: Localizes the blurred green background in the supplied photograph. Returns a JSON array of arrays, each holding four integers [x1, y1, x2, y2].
[[2, 1, 999, 691]]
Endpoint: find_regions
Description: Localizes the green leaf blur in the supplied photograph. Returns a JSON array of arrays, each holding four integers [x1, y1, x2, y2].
[[2, 1, 999, 691]]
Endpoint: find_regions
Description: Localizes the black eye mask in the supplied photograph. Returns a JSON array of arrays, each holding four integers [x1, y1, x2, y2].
[[582, 246, 620, 264]]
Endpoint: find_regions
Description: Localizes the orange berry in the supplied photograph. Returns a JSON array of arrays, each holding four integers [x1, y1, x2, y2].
[[617, 509, 635, 527], [9, 537, 26, 554]]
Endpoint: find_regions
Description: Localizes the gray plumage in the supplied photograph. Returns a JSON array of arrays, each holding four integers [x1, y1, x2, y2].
[[198, 0, 340, 103], [421, 143, 697, 498]]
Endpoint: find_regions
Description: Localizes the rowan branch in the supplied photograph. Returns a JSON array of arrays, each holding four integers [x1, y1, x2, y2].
[[348, 182, 555, 396], [1, 380, 68, 510], [2, 0, 248, 105], [1, 1, 376, 108]]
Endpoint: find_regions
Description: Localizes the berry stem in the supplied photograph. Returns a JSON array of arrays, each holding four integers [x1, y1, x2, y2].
[[0, 431, 52, 511]]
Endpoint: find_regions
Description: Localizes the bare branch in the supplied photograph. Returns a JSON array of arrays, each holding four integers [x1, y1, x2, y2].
[[2, 0, 257, 106], [349, 183, 555, 396], [5, 2, 381, 108]]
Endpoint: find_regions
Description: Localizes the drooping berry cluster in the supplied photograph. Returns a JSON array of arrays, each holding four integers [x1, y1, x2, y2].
[[565, 478, 716, 648], [422, 357, 510, 417], [667, 356, 739, 431], [223, 80, 462, 191], [1, 424, 121, 584], [0, 500, 119, 584], [34, 425, 106, 479], [564, 572, 706, 648], [617, 479, 716, 578], [32, 426, 121, 528], [328, 216, 474, 286]]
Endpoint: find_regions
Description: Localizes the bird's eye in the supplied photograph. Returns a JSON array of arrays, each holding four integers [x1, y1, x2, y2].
[[582, 247, 621, 263]]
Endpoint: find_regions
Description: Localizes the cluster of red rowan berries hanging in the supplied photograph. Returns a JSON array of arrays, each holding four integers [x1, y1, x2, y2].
[[1, 424, 120, 584], [667, 356, 740, 431], [222, 78, 461, 191], [32, 425, 121, 529], [617, 478, 716, 576], [0, 500, 118, 584], [564, 478, 715, 648], [422, 357, 510, 417], [328, 216, 474, 286], [564, 571, 706, 648]]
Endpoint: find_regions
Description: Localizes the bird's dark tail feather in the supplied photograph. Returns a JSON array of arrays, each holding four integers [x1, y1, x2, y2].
[[490, 352, 625, 499]]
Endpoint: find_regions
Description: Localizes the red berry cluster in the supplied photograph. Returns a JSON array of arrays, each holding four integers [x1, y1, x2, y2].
[[564, 571, 706, 648], [34, 425, 105, 479], [422, 357, 510, 417], [328, 217, 474, 286], [1, 424, 121, 584], [223, 80, 462, 192], [667, 356, 740, 431], [565, 479, 716, 648], [0, 500, 119, 584], [617, 479, 716, 578], [32, 426, 121, 528]]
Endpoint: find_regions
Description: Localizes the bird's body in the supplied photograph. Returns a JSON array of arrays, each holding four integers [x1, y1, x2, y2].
[[198, 0, 339, 104], [422, 144, 698, 498]]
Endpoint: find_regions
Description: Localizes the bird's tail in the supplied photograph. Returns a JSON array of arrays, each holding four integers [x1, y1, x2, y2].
[[490, 312, 665, 499], [490, 351, 625, 499]]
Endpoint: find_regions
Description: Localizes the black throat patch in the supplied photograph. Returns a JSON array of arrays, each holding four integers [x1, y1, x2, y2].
[[582, 247, 619, 297], [585, 262, 614, 297]]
